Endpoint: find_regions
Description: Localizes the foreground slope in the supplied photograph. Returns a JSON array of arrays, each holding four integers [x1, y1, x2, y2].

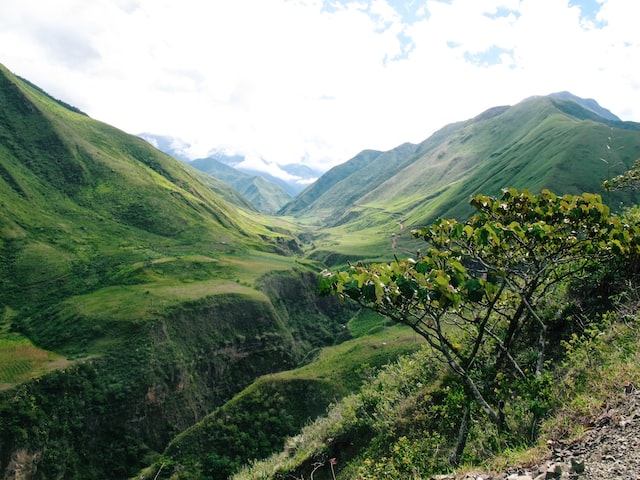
[[287, 95, 640, 265], [0, 64, 349, 479]]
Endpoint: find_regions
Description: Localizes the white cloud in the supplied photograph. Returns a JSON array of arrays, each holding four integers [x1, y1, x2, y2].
[[0, 0, 638, 172], [236, 154, 306, 183]]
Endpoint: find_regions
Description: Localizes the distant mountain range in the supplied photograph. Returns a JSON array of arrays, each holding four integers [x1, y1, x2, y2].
[[138, 133, 322, 213], [142, 92, 638, 226]]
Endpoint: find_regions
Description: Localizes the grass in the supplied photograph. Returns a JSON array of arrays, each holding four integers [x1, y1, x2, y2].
[[0, 310, 69, 390], [0, 338, 69, 389], [275, 318, 422, 393], [60, 280, 266, 321]]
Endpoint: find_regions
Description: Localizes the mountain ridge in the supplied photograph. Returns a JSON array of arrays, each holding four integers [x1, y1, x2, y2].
[[189, 156, 292, 214], [138, 133, 321, 199], [284, 92, 640, 265], [529, 90, 621, 121]]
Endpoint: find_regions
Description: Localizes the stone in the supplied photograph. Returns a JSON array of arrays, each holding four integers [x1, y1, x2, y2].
[[544, 463, 563, 479], [506, 474, 533, 480], [570, 457, 585, 474]]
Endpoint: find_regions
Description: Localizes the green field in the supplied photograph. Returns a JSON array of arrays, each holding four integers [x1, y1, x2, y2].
[[0, 324, 69, 390]]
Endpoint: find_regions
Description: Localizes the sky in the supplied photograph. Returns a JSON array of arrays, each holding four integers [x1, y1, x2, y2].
[[0, 0, 638, 178]]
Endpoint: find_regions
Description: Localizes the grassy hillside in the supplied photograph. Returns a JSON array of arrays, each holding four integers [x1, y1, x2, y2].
[[291, 97, 640, 266], [0, 64, 355, 479], [138, 311, 424, 479], [0, 61, 302, 340]]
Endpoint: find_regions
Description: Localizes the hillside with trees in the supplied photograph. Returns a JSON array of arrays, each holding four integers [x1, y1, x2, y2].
[[229, 186, 640, 480]]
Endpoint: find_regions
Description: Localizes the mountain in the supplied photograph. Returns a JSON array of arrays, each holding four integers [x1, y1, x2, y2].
[[4, 61, 640, 480], [279, 143, 419, 218], [539, 91, 620, 121], [190, 156, 292, 214], [0, 63, 351, 479], [284, 93, 640, 265], [138, 134, 321, 197], [196, 151, 322, 197]]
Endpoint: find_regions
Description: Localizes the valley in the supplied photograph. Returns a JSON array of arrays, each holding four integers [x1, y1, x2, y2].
[[1, 62, 640, 480]]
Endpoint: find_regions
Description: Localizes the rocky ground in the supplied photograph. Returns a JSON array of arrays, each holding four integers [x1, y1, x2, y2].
[[435, 386, 640, 480]]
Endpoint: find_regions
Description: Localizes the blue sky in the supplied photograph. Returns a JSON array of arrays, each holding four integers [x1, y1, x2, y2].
[[0, 0, 638, 180], [570, 0, 606, 23]]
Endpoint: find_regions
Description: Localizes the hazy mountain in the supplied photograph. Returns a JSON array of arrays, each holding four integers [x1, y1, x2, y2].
[[200, 151, 322, 196], [280, 162, 323, 180], [138, 134, 321, 197], [190, 156, 292, 214]]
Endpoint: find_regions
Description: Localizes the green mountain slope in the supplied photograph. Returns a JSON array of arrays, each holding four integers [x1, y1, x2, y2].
[[190, 157, 292, 214], [0, 67, 270, 244], [290, 95, 640, 265], [0, 63, 349, 479], [279, 144, 418, 219]]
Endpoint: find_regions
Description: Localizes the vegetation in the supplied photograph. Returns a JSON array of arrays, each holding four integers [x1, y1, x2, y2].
[[0, 63, 351, 479], [321, 188, 640, 464], [234, 197, 640, 480], [605, 158, 640, 191], [139, 316, 422, 479], [3, 60, 640, 480], [233, 286, 640, 480]]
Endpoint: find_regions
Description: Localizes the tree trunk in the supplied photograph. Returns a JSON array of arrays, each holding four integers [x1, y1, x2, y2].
[[450, 403, 471, 466], [460, 369, 500, 426], [441, 346, 501, 427], [535, 323, 547, 377]]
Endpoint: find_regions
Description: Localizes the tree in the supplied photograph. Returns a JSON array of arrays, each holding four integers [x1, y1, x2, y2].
[[320, 188, 639, 462]]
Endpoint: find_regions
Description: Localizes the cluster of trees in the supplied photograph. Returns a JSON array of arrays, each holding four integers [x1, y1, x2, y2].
[[321, 186, 640, 463]]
